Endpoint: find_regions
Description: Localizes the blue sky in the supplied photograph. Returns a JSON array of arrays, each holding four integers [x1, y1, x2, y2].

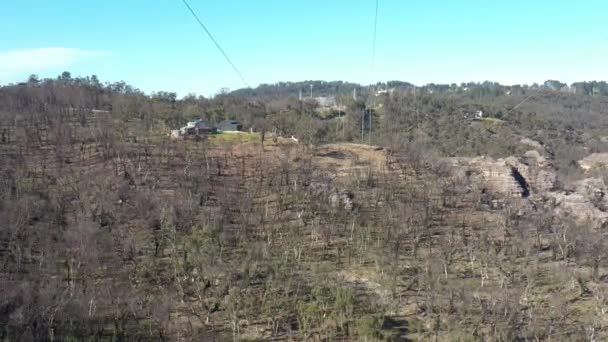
[[1, 0, 606, 96]]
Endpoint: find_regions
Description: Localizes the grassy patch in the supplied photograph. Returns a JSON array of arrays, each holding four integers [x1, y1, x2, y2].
[[480, 117, 507, 125], [208, 132, 261, 145], [146, 130, 171, 144]]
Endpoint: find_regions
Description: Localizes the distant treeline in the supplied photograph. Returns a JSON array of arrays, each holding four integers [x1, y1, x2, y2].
[[230, 79, 608, 99], [2, 72, 608, 167]]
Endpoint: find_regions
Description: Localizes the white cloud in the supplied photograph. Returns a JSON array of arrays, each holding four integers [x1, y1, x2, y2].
[[0, 47, 106, 80]]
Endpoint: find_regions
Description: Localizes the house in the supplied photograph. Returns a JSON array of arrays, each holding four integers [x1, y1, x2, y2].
[[463, 110, 484, 120], [188, 119, 214, 133], [217, 120, 242, 132], [375, 89, 389, 96], [171, 118, 215, 139], [188, 119, 215, 134]]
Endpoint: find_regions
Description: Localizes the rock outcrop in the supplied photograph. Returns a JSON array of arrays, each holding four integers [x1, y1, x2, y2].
[[449, 152, 555, 199], [520, 138, 544, 150], [579, 153, 608, 172], [449, 151, 607, 227], [545, 191, 608, 227]]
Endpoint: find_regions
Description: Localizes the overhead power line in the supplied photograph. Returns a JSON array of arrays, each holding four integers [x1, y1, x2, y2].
[[510, 47, 596, 112], [180, 0, 250, 88], [371, 0, 379, 86], [367, 0, 379, 143], [511, 94, 535, 111]]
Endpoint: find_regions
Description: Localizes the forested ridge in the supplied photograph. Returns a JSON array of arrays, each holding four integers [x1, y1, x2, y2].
[[2, 73, 608, 341]]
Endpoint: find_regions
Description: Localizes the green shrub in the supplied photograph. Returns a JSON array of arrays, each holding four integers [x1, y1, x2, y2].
[[355, 314, 384, 340]]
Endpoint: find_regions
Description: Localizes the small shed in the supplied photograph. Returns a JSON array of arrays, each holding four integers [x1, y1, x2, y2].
[[217, 120, 242, 132]]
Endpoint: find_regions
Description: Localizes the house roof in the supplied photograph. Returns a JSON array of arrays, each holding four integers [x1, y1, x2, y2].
[[217, 120, 242, 131], [218, 119, 240, 124]]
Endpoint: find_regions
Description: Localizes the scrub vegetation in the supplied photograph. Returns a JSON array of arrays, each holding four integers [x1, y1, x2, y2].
[[2, 73, 608, 340]]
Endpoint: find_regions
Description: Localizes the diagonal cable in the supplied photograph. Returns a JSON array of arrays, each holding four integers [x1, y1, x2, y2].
[[510, 47, 596, 112], [371, 0, 379, 86], [180, 0, 250, 88]]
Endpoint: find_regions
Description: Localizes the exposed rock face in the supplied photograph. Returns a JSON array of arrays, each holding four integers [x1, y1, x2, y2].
[[449, 152, 556, 199], [545, 191, 608, 227], [449, 157, 526, 198], [448, 151, 608, 227], [523, 150, 547, 167], [575, 177, 608, 212], [520, 138, 543, 150], [506, 153, 556, 193], [510, 166, 530, 197], [579, 153, 608, 172]]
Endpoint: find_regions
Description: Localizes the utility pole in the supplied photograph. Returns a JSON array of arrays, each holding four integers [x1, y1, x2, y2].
[[353, 88, 357, 101], [310, 84, 313, 98], [361, 110, 365, 140], [342, 111, 345, 139], [369, 108, 372, 143], [336, 99, 340, 138], [299, 89, 302, 101], [368, 85, 375, 143]]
